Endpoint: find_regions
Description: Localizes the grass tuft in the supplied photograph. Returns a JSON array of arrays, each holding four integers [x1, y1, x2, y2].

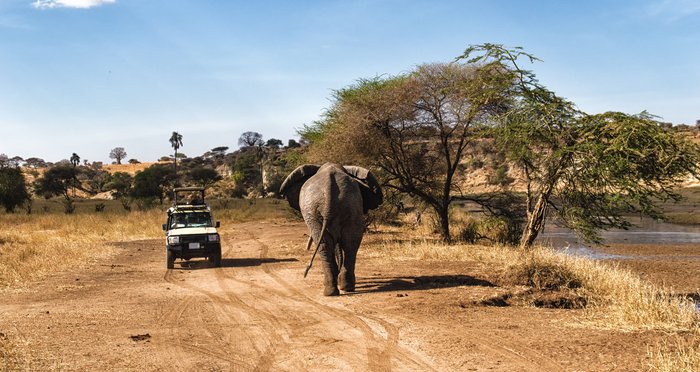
[[647, 338, 700, 371], [505, 258, 582, 290]]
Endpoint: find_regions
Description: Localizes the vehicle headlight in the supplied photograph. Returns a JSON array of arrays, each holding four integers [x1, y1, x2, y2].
[[208, 234, 219, 242], [167, 236, 180, 245]]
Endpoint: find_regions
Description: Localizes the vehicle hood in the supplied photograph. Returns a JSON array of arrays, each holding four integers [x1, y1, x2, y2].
[[168, 227, 218, 236]]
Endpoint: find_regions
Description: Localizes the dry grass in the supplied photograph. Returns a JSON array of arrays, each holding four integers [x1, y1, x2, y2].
[[0, 198, 293, 289], [647, 338, 700, 372], [211, 198, 297, 222], [366, 225, 699, 333], [0, 333, 21, 370], [0, 206, 161, 368], [664, 212, 700, 225], [101, 162, 157, 175], [0, 210, 162, 289], [509, 247, 698, 332]]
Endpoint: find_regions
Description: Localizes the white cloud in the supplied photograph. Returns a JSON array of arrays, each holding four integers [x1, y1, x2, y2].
[[647, 0, 700, 21], [32, 0, 116, 9]]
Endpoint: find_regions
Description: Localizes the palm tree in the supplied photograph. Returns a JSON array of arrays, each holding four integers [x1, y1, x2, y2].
[[69, 153, 80, 198], [70, 153, 80, 168], [169, 131, 183, 185]]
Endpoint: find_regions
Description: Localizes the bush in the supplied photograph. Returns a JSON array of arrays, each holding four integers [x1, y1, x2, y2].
[[62, 199, 75, 214], [456, 216, 521, 246], [505, 258, 583, 290], [0, 167, 30, 213], [458, 217, 480, 243]]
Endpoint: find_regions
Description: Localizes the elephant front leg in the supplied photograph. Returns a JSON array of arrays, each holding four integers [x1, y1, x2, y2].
[[318, 242, 340, 296]]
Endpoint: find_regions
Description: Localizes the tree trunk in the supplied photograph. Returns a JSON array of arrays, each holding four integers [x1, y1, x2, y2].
[[519, 193, 547, 249], [436, 205, 451, 243]]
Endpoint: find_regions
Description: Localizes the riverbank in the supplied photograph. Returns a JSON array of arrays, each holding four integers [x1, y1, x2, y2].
[[596, 243, 699, 295]]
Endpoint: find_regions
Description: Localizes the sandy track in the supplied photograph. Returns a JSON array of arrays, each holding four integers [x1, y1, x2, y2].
[[1, 221, 665, 371]]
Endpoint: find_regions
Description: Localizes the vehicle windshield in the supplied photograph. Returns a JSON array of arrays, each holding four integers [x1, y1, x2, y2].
[[170, 212, 213, 229]]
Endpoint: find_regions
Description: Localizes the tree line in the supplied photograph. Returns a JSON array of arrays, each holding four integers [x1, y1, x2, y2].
[[0, 131, 304, 214]]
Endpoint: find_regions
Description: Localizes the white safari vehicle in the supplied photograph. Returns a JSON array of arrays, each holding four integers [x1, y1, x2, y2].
[[162, 187, 221, 269]]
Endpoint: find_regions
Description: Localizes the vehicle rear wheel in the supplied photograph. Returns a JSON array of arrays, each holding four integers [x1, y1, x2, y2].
[[166, 250, 175, 269]]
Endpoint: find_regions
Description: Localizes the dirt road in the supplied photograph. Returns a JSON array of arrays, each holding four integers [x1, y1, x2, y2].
[[1, 221, 667, 371]]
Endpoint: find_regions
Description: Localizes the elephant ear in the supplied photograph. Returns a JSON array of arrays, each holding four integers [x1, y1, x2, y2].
[[279, 164, 320, 211], [343, 166, 383, 214]]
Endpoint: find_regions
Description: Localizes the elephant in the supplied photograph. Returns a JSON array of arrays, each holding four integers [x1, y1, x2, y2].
[[279, 163, 383, 296]]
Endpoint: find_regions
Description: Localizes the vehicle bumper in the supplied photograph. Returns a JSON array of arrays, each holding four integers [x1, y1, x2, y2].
[[167, 243, 221, 259]]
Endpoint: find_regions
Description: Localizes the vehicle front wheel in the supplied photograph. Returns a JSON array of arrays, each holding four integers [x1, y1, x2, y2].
[[166, 249, 175, 269], [209, 250, 222, 268]]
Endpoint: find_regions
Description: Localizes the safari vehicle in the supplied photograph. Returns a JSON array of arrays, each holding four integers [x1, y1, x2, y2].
[[163, 187, 221, 269]]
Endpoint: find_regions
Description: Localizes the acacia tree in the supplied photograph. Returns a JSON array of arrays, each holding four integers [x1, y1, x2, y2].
[[0, 167, 30, 212], [460, 44, 700, 247], [238, 131, 264, 148], [302, 62, 513, 241], [109, 147, 127, 164], [24, 157, 47, 168], [188, 167, 222, 188], [131, 164, 176, 204], [105, 172, 133, 198], [34, 165, 79, 213]]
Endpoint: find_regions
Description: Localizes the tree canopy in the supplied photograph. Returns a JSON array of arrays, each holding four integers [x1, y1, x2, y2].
[[238, 131, 264, 148], [188, 167, 222, 188], [0, 167, 29, 213], [131, 164, 176, 204], [458, 44, 700, 247], [301, 62, 513, 241], [109, 147, 127, 164], [302, 43, 700, 246]]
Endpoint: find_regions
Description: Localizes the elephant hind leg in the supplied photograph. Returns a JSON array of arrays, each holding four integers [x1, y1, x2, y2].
[[338, 238, 359, 292], [318, 238, 340, 296]]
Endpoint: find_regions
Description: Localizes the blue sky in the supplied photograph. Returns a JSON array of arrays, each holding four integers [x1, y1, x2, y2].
[[1, 0, 698, 163]]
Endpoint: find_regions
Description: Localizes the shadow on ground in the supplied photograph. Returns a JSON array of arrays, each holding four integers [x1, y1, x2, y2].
[[355, 274, 495, 293], [176, 257, 298, 270], [222, 257, 298, 268]]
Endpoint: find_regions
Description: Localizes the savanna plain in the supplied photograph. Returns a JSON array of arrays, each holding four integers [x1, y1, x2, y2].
[[1, 196, 699, 371]]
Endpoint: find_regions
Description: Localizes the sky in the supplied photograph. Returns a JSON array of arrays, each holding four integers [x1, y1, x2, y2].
[[0, 0, 699, 163]]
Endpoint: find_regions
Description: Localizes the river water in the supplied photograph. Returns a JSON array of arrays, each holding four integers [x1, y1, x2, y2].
[[538, 217, 700, 259]]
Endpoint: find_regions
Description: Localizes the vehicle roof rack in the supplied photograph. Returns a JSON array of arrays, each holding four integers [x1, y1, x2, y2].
[[173, 187, 205, 192], [171, 187, 207, 208]]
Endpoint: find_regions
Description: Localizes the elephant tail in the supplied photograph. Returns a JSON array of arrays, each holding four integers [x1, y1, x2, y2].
[[304, 217, 329, 278]]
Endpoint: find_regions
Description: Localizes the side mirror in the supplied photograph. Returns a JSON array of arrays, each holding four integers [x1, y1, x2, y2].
[[162, 223, 167, 231], [216, 221, 220, 228]]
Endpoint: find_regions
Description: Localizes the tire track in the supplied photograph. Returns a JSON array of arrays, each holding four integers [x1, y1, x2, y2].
[[162, 268, 258, 370], [243, 229, 436, 372], [243, 225, 562, 371], [163, 241, 306, 371], [158, 270, 197, 372]]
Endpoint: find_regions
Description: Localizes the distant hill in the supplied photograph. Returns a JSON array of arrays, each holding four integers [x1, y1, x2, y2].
[[102, 162, 162, 175]]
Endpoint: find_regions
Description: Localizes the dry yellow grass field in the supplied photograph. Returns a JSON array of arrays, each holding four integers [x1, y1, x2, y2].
[[0, 210, 162, 289], [101, 162, 158, 175]]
